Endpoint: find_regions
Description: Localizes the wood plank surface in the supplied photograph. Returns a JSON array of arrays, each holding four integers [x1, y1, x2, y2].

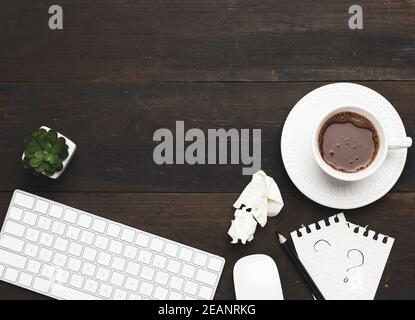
[[0, 0, 414, 81], [0, 81, 413, 193], [0, 192, 413, 300]]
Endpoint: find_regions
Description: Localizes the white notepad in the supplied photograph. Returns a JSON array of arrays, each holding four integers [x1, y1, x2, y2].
[[291, 213, 394, 300]]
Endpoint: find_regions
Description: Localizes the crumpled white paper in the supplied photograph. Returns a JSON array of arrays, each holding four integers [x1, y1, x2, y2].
[[228, 170, 284, 244], [227, 208, 257, 244]]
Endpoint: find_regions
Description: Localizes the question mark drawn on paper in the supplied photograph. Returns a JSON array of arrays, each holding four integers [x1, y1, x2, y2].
[[344, 249, 364, 283], [313, 239, 331, 252]]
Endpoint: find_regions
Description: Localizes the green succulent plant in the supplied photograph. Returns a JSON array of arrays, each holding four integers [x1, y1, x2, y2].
[[23, 128, 69, 176]]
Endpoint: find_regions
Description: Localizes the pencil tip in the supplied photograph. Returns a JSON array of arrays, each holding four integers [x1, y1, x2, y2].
[[276, 231, 287, 244]]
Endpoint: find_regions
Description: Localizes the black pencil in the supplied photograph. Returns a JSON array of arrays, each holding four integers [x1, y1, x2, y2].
[[277, 232, 325, 300]]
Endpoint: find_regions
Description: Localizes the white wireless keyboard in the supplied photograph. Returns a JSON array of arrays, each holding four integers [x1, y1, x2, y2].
[[0, 190, 225, 300]]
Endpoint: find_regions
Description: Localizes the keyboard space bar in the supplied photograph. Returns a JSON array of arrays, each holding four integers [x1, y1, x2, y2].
[[51, 284, 102, 300]]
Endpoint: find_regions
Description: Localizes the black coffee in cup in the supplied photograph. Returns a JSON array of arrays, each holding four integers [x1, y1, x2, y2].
[[318, 112, 379, 173]]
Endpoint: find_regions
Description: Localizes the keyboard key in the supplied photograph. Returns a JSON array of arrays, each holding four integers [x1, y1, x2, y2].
[[123, 245, 138, 259], [8, 206, 23, 221], [81, 262, 96, 277], [109, 240, 123, 254], [37, 216, 52, 231], [107, 224, 121, 238], [155, 271, 169, 286], [23, 211, 37, 226], [126, 261, 140, 276], [66, 226, 80, 240], [4, 267, 19, 282], [25, 227, 40, 242], [114, 288, 128, 300], [150, 238, 164, 252], [85, 279, 99, 294], [0, 234, 25, 252], [33, 277, 51, 293], [121, 228, 135, 243], [169, 291, 183, 300], [39, 248, 53, 262], [4, 220, 26, 237], [95, 235, 109, 250], [70, 274, 84, 288], [54, 237, 69, 252], [27, 259, 41, 273], [166, 259, 181, 273], [67, 257, 82, 272], [99, 283, 114, 298], [53, 252, 68, 267], [164, 243, 179, 257], [24, 243, 39, 257], [96, 267, 111, 281], [184, 280, 198, 295], [135, 233, 150, 247], [110, 272, 125, 286], [0, 265, 7, 277], [138, 249, 152, 264], [139, 281, 154, 297], [63, 209, 78, 223], [83, 247, 97, 261], [97, 252, 112, 266], [207, 257, 223, 272], [179, 247, 194, 262], [169, 276, 184, 291], [34, 199, 49, 214], [56, 269, 70, 284], [39, 233, 54, 247], [52, 283, 99, 300], [80, 230, 95, 245], [152, 255, 167, 269], [111, 256, 126, 271], [198, 286, 213, 300], [68, 242, 82, 256], [154, 286, 168, 300], [49, 204, 63, 219], [92, 219, 106, 233], [18, 272, 33, 287], [125, 277, 140, 291], [51, 221, 66, 235], [41, 264, 56, 279], [196, 269, 217, 286], [181, 264, 196, 279], [140, 266, 155, 281], [78, 214, 92, 229], [13, 192, 35, 209]]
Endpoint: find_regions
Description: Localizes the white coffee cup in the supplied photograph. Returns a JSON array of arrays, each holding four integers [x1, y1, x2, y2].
[[312, 106, 412, 181]]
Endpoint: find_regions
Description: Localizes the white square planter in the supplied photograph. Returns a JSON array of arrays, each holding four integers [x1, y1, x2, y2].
[[22, 126, 77, 179]]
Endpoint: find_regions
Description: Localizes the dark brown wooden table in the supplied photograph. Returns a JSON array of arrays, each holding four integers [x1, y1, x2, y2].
[[0, 0, 414, 300]]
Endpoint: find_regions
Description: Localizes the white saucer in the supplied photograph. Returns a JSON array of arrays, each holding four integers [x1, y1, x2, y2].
[[281, 83, 408, 209]]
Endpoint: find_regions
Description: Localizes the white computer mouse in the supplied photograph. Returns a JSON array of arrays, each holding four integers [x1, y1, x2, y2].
[[233, 254, 284, 300]]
